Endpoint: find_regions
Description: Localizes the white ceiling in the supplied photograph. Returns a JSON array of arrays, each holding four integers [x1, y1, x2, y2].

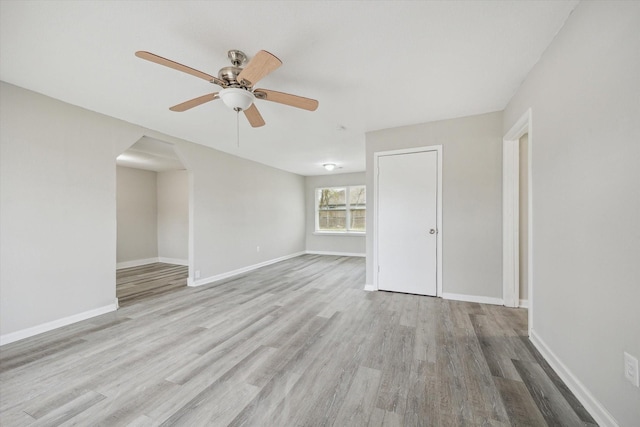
[[0, 0, 578, 176], [117, 136, 186, 172]]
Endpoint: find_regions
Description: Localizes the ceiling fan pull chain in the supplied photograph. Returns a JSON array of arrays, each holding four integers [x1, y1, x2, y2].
[[237, 110, 240, 148]]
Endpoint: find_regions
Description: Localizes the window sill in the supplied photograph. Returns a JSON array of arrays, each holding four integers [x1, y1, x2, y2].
[[313, 231, 366, 237]]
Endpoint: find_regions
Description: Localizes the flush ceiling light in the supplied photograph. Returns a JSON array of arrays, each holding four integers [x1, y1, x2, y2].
[[219, 88, 255, 111], [323, 163, 336, 171]]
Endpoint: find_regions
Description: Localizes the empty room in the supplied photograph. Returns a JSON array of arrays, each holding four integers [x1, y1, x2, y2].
[[0, 1, 638, 426]]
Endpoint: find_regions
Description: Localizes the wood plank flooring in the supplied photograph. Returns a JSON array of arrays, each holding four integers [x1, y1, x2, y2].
[[116, 263, 188, 306], [0, 255, 596, 426]]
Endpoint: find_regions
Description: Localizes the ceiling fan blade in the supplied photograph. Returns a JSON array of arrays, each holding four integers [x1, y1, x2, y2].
[[243, 103, 266, 127], [135, 51, 227, 87], [169, 93, 219, 112], [237, 50, 282, 87], [254, 89, 319, 111]]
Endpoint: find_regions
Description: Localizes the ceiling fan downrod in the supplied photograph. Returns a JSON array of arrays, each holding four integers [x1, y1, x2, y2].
[[218, 50, 248, 88]]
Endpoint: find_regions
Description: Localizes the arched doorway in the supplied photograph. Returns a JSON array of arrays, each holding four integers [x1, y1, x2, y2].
[[115, 136, 190, 306]]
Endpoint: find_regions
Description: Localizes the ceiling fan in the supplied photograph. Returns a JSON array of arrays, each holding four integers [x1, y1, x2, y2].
[[135, 49, 319, 128]]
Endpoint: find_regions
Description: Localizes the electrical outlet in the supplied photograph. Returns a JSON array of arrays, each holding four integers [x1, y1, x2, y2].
[[624, 352, 639, 387], [256, 246, 260, 252], [195, 270, 201, 279]]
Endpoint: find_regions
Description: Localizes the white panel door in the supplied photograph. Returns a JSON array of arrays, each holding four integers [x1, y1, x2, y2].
[[377, 150, 438, 296]]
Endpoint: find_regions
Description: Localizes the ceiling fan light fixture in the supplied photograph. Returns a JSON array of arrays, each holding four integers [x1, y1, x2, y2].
[[323, 163, 337, 171], [219, 88, 255, 111]]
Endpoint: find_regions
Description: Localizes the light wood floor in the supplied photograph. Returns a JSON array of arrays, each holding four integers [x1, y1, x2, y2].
[[1, 255, 596, 426], [116, 263, 188, 307]]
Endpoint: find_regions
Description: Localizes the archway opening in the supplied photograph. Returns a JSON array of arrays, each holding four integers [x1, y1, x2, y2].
[[115, 136, 190, 307]]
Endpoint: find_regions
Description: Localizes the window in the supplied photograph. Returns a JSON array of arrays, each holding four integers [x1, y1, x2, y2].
[[315, 185, 366, 233]]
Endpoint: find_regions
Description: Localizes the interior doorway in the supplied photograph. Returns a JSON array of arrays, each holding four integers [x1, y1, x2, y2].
[[115, 136, 190, 306], [502, 109, 533, 334], [519, 133, 529, 307]]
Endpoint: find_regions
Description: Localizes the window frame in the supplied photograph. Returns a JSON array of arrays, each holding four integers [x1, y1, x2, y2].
[[314, 185, 366, 235]]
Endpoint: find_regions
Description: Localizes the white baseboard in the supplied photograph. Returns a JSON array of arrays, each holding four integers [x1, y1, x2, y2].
[[519, 299, 529, 308], [363, 284, 376, 291], [529, 330, 619, 427], [305, 250, 366, 257], [442, 292, 504, 306], [116, 257, 159, 269], [189, 252, 306, 288], [0, 303, 118, 346], [158, 257, 188, 266]]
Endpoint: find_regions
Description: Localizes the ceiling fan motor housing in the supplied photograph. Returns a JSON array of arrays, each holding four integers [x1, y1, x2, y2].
[[218, 66, 244, 86]]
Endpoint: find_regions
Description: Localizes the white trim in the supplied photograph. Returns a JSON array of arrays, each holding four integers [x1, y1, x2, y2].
[[188, 252, 305, 287], [502, 137, 520, 307], [305, 250, 365, 257], [442, 292, 504, 306], [373, 145, 443, 296], [312, 232, 365, 237], [0, 303, 118, 346], [363, 284, 375, 291], [158, 257, 188, 266], [530, 330, 619, 427], [186, 164, 196, 292], [502, 108, 534, 335], [436, 148, 443, 297], [519, 299, 529, 308], [116, 257, 159, 269]]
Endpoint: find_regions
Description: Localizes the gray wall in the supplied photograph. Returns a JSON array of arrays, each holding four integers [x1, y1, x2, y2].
[[365, 111, 503, 298], [157, 169, 188, 262], [175, 141, 305, 281], [305, 172, 366, 256], [116, 167, 189, 266], [0, 83, 139, 335], [503, 1, 640, 425], [116, 166, 159, 264], [0, 81, 306, 338]]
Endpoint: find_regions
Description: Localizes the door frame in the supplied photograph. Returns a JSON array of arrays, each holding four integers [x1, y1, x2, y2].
[[502, 109, 533, 333], [373, 145, 443, 296]]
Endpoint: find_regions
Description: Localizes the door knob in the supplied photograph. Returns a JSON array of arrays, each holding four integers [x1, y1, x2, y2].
[[429, 229, 436, 234]]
